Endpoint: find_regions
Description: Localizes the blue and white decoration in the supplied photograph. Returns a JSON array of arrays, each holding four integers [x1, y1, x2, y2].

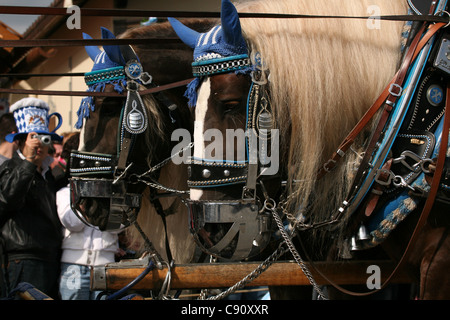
[[427, 84, 444, 106], [169, 0, 253, 107], [76, 27, 150, 136], [5, 97, 62, 142], [75, 27, 128, 129], [125, 60, 144, 80]]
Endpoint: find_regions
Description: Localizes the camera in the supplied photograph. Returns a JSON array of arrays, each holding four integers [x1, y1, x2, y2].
[[32, 134, 52, 146]]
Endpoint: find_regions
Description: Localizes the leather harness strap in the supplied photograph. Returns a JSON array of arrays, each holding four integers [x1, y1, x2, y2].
[[342, 21, 430, 206], [308, 3, 450, 296], [303, 82, 449, 298], [404, 83, 450, 264], [364, 159, 393, 217], [317, 22, 446, 179]]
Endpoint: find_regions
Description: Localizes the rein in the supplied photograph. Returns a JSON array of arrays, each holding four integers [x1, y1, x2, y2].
[[0, 78, 194, 97], [317, 22, 445, 180], [1, 5, 448, 23]]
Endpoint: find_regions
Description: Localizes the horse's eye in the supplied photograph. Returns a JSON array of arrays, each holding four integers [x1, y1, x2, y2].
[[100, 98, 125, 116], [222, 100, 241, 114]]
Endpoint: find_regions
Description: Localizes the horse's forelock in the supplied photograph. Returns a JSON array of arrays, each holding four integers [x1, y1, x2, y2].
[[140, 88, 167, 165]]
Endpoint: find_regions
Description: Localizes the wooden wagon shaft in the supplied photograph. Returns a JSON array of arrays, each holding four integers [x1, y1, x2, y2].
[[91, 260, 412, 291]]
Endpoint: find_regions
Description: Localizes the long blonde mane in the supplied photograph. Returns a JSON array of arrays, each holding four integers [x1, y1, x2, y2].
[[235, 0, 408, 240]]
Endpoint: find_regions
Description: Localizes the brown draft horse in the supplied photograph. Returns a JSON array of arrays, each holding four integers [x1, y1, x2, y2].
[[170, 0, 449, 299], [73, 19, 215, 264]]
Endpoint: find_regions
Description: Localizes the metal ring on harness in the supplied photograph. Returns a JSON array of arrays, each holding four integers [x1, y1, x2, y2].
[[435, 10, 450, 28]]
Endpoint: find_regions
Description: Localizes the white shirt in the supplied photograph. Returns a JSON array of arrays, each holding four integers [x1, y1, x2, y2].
[[56, 186, 119, 266]]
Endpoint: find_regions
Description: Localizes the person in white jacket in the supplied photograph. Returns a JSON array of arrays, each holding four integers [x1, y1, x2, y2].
[[56, 133, 120, 300]]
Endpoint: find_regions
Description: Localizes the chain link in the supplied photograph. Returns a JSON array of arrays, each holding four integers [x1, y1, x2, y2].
[[202, 198, 327, 300], [139, 142, 193, 176], [137, 178, 190, 194], [133, 142, 194, 194], [132, 141, 327, 299], [203, 243, 288, 300], [266, 199, 328, 300]]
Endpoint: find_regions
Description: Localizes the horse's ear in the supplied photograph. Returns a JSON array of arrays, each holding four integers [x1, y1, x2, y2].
[[168, 17, 200, 49], [100, 27, 116, 40], [101, 27, 126, 66], [83, 32, 101, 61], [220, 0, 245, 47]]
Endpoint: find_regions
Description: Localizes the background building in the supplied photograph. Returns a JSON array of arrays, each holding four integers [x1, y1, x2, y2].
[[0, 0, 221, 132]]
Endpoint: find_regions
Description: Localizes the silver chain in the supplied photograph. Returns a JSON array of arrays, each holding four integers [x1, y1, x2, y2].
[[137, 178, 190, 194], [131, 141, 327, 299], [266, 199, 328, 300], [202, 198, 327, 300], [139, 142, 193, 176], [134, 142, 194, 194], [203, 243, 288, 300]]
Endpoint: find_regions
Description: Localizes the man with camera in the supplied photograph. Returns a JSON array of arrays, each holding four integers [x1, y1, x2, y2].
[[0, 98, 64, 299]]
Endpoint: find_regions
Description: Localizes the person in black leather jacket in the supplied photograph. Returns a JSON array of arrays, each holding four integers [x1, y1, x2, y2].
[[0, 98, 63, 299]]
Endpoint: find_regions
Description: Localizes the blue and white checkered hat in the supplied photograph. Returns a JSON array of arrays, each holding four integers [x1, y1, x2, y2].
[[5, 97, 63, 143]]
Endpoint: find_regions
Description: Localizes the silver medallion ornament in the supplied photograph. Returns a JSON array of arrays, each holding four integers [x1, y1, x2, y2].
[[123, 81, 148, 134], [122, 59, 152, 135], [125, 60, 143, 80]]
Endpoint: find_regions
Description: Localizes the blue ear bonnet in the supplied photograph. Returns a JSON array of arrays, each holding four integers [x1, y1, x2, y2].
[[191, 24, 247, 62], [169, 0, 253, 107], [85, 28, 127, 71], [75, 27, 129, 129]]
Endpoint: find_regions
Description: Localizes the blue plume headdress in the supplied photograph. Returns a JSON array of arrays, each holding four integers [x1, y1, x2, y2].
[[75, 27, 128, 129], [169, 0, 253, 107]]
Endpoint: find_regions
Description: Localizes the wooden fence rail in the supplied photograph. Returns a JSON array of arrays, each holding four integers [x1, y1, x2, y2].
[[91, 259, 412, 291]]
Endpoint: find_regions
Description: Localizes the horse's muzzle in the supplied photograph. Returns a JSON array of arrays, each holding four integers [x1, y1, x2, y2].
[[186, 199, 272, 260], [70, 177, 142, 230]]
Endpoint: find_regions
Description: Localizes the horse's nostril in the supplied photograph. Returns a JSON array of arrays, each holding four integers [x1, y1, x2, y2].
[[89, 199, 98, 213]]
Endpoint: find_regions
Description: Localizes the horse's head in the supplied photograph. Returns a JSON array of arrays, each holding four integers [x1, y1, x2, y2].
[[69, 26, 195, 231], [170, 0, 280, 260]]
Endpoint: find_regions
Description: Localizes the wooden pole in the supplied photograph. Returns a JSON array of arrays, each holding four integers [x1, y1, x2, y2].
[[91, 260, 412, 291]]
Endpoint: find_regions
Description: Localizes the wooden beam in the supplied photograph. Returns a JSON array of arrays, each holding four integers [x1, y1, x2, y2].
[[91, 259, 413, 291]]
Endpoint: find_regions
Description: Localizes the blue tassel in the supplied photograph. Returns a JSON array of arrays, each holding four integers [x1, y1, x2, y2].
[[74, 79, 127, 129], [75, 96, 92, 129], [113, 79, 127, 94], [184, 77, 201, 107], [235, 65, 254, 75]]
